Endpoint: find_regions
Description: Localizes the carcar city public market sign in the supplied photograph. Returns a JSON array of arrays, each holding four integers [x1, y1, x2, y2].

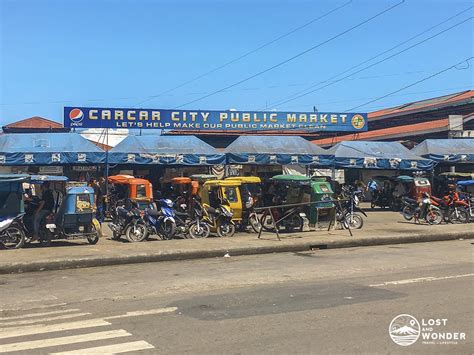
[[64, 107, 367, 132]]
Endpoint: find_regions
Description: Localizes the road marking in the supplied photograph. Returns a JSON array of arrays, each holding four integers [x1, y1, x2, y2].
[[0, 308, 80, 321], [0, 329, 131, 353], [103, 307, 177, 320], [49, 340, 155, 354], [0, 303, 67, 312], [0, 319, 110, 340], [0, 312, 91, 326], [369, 273, 474, 287]]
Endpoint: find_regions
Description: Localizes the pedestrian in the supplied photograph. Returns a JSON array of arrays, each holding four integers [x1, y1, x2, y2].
[[89, 178, 104, 223], [33, 181, 54, 241]]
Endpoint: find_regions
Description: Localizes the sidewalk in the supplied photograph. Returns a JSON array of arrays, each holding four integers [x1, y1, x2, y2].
[[0, 211, 471, 274]]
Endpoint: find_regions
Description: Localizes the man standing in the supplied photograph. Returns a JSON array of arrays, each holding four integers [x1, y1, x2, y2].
[[34, 181, 54, 241]]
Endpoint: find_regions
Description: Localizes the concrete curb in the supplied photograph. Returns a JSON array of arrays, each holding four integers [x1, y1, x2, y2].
[[0, 230, 472, 274]]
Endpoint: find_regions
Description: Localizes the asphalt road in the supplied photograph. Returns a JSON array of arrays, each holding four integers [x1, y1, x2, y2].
[[0, 240, 472, 354]]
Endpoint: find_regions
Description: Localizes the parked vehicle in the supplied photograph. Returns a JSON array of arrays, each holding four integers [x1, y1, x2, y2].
[[44, 186, 102, 246], [431, 189, 469, 224], [336, 185, 366, 229], [199, 180, 237, 237], [22, 175, 101, 246], [174, 196, 211, 239], [0, 174, 29, 249], [109, 199, 148, 242], [457, 180, 474, 221], [225, 176, 262, 232], [144, 198, 177, 240], [107, 175, 153, 217], [401, 193, 442, 224], [261, 175, 309, 232]]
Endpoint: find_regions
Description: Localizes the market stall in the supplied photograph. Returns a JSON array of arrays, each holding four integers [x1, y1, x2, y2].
[[224, 135, 333, 166], [0, 133, 105, 166], [411, 139, 474, 164], [108, 135, 226, 166]]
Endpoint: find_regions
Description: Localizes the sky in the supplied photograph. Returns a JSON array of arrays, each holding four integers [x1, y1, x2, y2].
[[0, 0, 473, 126]]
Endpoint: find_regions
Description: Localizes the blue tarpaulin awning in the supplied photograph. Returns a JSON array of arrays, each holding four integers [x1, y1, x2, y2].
[[108, 135, 225, 165], [0, 133, 105, 166], [328, 141, 433, 170], [411, 139, 474, 163], [224, 135, 333, 166]]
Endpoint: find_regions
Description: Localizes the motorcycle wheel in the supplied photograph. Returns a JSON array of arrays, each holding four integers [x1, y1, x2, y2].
[[343, 213, 364, 229], [261, 214, 276, 232], [248, 213, 262, 233], [426, 210, 443, 225], [285, 214, 303, 233], [449, 208, 469, 224], [188, 222, 210, 239], [217, 223, 236, 238], [125, 223, 148, 242], [402, 206, 415, 221], [0, 224, 26, 250], [160, 220, 176, 240], [87, 222, 101, 245]]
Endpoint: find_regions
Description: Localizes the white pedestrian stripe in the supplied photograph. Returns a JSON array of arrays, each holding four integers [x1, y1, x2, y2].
[[0, 329, 131, 353], [369, 273, 474, 287], [0, 312, 91, 326], [0, 319, 111, 339], [49, 340, 155, 354], [0, 302, 68, 312], [0, 308, 80, 321], [104, 307, 177, 319], [0, 306, 174, 353]]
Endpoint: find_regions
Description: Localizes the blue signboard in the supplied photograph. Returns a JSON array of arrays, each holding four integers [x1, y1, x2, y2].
[[64, 107, 367, 132]]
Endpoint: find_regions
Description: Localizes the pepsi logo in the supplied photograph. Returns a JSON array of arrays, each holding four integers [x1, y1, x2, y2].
[[69, 108, 84, 123]]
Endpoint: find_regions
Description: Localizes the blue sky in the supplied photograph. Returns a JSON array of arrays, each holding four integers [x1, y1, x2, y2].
[[1, 0, 472, 126]]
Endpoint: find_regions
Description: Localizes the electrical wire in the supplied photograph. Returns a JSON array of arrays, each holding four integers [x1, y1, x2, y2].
[[174, 0, 406, 109], [264, 6, 474, 107], [346, 57, 474, 111], [135, 0, 353, 106], [266, 17, 472, 110]]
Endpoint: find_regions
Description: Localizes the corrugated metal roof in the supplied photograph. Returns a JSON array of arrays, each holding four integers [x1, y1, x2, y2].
[[312, 119, 449, 146], [368, 90, 473, 120]]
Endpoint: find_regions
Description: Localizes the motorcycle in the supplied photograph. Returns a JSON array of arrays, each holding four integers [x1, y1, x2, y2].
[[0, 214, 26, 249], [143, 198, 177, 240], [202, 201, 236, 237], [336, 187, 366, 229], [261, 195, 306, 233], [173, 197, 211, 239], [401, 194, 442, 224], [431, 195, 469, 224], [108, 200, 148, 242]]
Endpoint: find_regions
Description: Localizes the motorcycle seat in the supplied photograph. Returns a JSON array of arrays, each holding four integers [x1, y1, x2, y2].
[[147, 209, 161, 217], [175, 211, 188, 218], [206, 206, 217, 215], [402, 197, 417, 204]]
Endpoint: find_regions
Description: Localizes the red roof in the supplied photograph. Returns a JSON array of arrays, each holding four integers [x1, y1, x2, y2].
[[368, 90, 474, 120], [312, 119, 449, 146], [3, 116, 63, 129]]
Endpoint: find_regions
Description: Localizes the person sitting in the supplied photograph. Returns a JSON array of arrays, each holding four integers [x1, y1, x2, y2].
[[33, 182, 54, 241]]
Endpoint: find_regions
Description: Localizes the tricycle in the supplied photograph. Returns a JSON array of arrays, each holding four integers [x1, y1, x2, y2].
[[0, 174, 30, 249]]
